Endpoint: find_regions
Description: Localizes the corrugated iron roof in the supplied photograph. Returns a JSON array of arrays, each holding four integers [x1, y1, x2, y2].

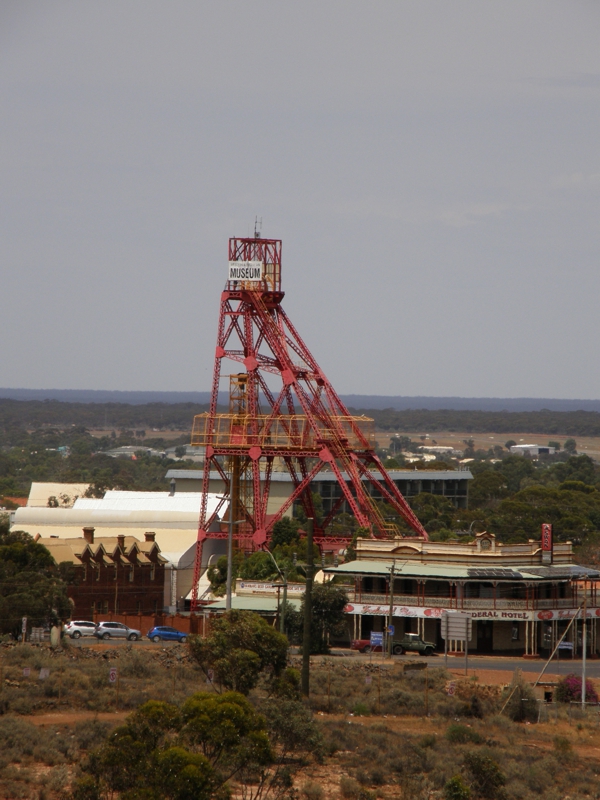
[[206, 596, 302, 613], [325, 560, 595, 581], [166, 469, 472, 482]]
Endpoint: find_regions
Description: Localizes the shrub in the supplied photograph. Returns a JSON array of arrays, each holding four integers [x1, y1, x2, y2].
[[444, 774, 471, 800], [340, 776, 362, 799], [553, 735, 572, 754], [339, 775, 374, 800], [419, 733, 437, 749], [463, 752, 506, 799], [302, 780, 324, 800], [446, 724, 483, 745], [500, 678, 538, 723], [555, 673, 599, 704]]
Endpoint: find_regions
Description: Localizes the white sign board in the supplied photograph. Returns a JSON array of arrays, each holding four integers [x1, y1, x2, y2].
[[228, 260, 263, 282], [441, 612, 472, 642], [109, 668, 118, 684]]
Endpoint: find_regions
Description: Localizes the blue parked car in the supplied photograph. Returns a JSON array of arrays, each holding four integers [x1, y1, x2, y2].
[[147, 626, 188, 643]]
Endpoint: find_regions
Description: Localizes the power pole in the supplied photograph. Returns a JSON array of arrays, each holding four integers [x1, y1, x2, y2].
[[280, 567, 288, 635], [387, 564, 395, 658], [301, 518, 314, 696], [582, 577, 588, 707]]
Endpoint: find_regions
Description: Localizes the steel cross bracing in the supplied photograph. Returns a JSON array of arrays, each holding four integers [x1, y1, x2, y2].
[[190, 236, 428, 610]]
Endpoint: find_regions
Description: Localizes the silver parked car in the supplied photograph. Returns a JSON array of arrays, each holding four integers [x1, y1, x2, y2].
[[64, 620, 98, 639], [95, 621, 141, 641]]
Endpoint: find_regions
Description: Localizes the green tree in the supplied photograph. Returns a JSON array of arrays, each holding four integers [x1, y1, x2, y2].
[[390, 435, 411, 453], [0, 528, 71, 638], [504, 440, 516, 450], [300, 583, 349, 654], [383, 457, 403, 468], [564, 438, 577, 454], [444, 775, 471, 800], [410, 493, 455, 532], [494, 455, 535, 493], [188, 610, 288, 694], [75, 695, 268, 800], [468, 472, 508, 509], [73, 693, 323, 800], [270, 517, 300, 548], [548, 440, 561, 451]]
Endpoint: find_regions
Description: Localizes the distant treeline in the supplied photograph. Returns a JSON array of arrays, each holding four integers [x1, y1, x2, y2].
[[349, 407, 600, 436], [2, 398, 600, 437], [0, 399, 209, 432]]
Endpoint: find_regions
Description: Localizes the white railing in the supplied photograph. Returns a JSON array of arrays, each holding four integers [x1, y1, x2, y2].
[[536, 598, 575, 609], [351, 593, 589, 611]]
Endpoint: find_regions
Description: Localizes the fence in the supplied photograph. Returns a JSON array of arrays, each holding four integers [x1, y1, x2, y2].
[[89, 612, 210, 637]]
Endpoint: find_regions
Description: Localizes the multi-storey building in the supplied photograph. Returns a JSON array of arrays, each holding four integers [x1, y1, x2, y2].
[[326, 531, 600, 656], [166, 467, 473, 516]]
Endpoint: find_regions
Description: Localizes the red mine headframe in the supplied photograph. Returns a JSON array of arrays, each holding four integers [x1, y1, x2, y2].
[[190, 235, 427, 609]]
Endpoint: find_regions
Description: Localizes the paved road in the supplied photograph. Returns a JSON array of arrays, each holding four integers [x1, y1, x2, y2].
[[67, 637, 164, 648], [66, 640, 600, 677], [325, 648, 600, 676]]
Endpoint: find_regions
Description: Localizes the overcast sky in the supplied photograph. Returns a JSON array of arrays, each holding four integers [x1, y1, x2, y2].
[[1, 1, 599, 398]]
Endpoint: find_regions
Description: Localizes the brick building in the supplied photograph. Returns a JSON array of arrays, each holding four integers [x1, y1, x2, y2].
[[326, 532, 600, 657], [39, 528, 166, 619]]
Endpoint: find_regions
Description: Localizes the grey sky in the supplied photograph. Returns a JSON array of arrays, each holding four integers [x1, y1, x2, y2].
[[1, 1, 599, 398]]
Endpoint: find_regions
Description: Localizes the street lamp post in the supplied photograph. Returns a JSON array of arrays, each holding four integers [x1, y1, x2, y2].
[[264, 547, 289, 635]]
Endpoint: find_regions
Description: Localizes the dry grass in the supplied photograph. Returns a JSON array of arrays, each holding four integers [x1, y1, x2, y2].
[[2, 645, 600, 799]]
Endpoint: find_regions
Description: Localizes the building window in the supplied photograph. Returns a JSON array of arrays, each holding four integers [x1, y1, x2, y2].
[[136, 601, 141, 614], [83, 565, 88, 581], [129, 567, 134, 582], [150, 564, 155, 581], [96, 565, 101, 581], [114, 565, 118, 581], [512, 623, 520, 641], [103, 601, 109, 614]]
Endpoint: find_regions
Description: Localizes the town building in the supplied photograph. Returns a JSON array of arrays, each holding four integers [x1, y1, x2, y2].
[[325, 532, 600, 657], [12, 483, 227, 611], [509, 444, 556, 457], [38, 530, 166, 618], [166, 467, 473, 517]]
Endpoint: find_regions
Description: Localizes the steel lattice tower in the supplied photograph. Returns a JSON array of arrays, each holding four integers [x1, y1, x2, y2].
[[190, 235, 427, 610]]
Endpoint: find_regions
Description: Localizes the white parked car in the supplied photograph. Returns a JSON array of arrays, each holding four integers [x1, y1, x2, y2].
[[64, 620, 98, 639], [94, 621, 141, 641]]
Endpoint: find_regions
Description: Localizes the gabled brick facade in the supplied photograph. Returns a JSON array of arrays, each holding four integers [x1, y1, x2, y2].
[[38, 529, 166, 619]]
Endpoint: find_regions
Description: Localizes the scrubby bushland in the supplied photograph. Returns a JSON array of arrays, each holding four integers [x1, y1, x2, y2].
[[71, 692, 323, 800]]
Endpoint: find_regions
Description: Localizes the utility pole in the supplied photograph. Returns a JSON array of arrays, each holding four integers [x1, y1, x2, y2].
[[226, 496, 234, 611], [582, 577, 587, 707], [280, 567, 288, 635], [387, 563, 395, 659], [264, 548, 288, 635], [301, 518, 314, 697]]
